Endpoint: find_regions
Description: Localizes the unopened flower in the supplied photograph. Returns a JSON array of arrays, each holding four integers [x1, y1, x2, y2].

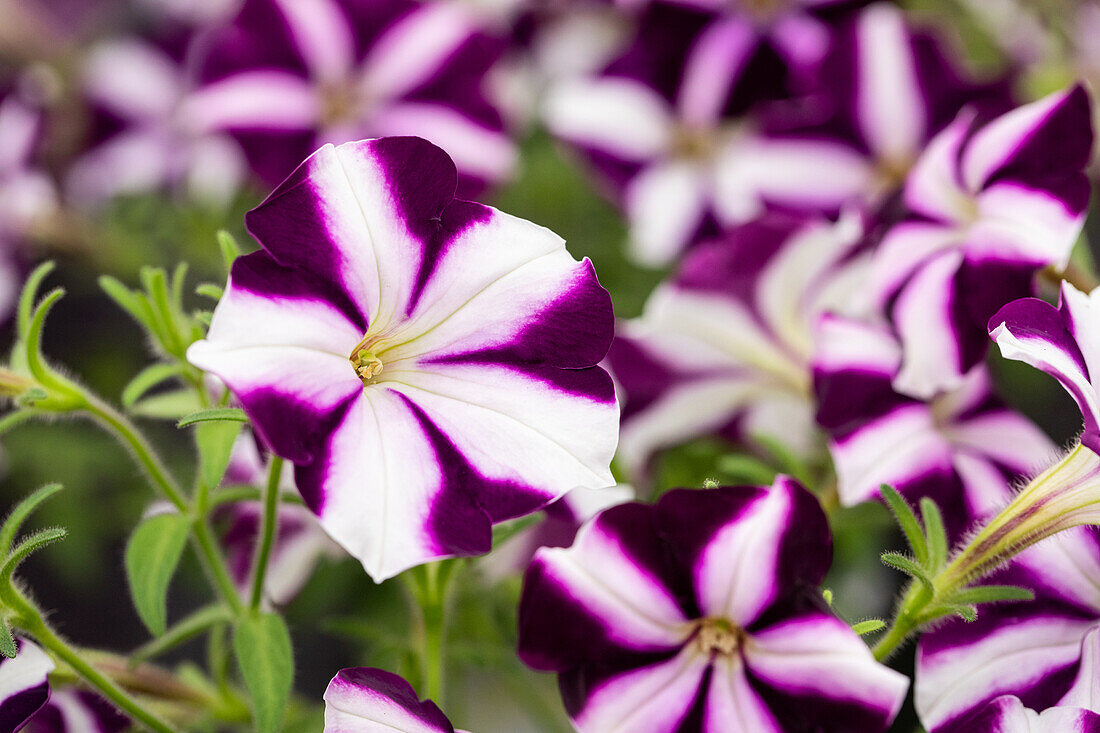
[[543, 4, 868, 265], [191, 0, 515, 195], [188, 136, 618, 581], [870, 85, 1092, 399], [609, 213, 867, 476], [813, 314, 1054, 532], [518, 477, 909, 732], [324, 666, 466, 732]]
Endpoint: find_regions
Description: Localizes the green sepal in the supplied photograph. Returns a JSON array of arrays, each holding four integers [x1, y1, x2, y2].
[[24, 288, 66, 389], [946, 584, 1034, 605], [17, 262, 56, 341], [196, 419, 244, 492], [0, 483, 62, 554], [879, 485, 929, 567], [716, 454, 777, 485], [0, 619, 17, 658], [234, 612, 293, 733], [920, 497, 949, 571], [99, 275, 152, 330], [0, 528, 67, 584], [195, 284, 224, 301], [178, 408, 249, 427], [125, 512, 192, 636], [851, 619, 886, 636], [121, 364, 185, 408], [217, 230, 242, 271], [880, 552, 935, 589], [921, 603, 978, 624]]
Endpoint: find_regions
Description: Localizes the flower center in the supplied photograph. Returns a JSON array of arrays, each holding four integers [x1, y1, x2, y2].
[[319, 80, 362, 126], [671, 124, 717, 161], [349, 335, 384, 385], [694, 617, 743, 657], [738, 0, 786, 22]]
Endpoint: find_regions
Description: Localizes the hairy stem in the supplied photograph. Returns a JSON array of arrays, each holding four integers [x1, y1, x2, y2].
[[248, 456, 284, 611]]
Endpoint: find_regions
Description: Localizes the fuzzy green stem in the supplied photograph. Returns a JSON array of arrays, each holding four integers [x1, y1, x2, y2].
[[248, 456, 284, 611], [405, 562, 456, 706], [81, 394, 188, 512], [191, 519, 245, 617], [6, 588, 180, 732]]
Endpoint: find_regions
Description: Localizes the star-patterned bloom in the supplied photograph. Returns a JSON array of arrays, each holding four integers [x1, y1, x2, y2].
[[543, 3, 869, 266], [813, 314, 1054, 534], [608, 212, 868, 476], [191, 0, 516, 196], [518, 476, 909, 732], [188, 136, 618, 581], [870, 84, 1092, 399]]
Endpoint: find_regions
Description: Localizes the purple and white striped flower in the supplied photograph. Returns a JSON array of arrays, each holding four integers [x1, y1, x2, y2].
[[66, 36, 248, 207], [813, 314, 1054, 529], [914, 283, 1100, 730], [952, 695, 1100, 733], [869, 85, 1092, 399], [543, 3, 869, 266], [608, 213, 868, 476], [192, 0, 515, 196], [917, 532, 1100, 731], [0, 638, 53, 733], [763, 3, 1011, 212], [187, 136, 618, 581], [22, 689, 129, 733], [518, 476, 909, 731], [324, 666, 466, 732]]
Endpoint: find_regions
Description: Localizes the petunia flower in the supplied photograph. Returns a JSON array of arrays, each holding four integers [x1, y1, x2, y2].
[[812, 314, 1054, 533], [914, 282, 1100, 730], [191, 0, 516, 197], [0, 638, 53, 732], [323, 666, 467, 732], [66, 36, 249, 207], [952, 695, 1100, 733], [869, 84, 1092, 399], [543, 3, 869, 266], [917, 536, 1100, 731], [23, 689, 130, 732], [187, 136, 618, 581], [762, 3, 1011, 213], [518, 476, 909, 732], [608, 212, 868, 477]]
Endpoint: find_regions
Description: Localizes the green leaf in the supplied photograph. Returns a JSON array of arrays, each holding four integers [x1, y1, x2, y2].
[[177, 408, 249, 427], [851, 619, 886, 636], [880, 552, 934, 589], [121, 363, 184, 408], [129, 389, 203, 419], [234, 612, 293, 733], [0, 620, 16, 658], [920, 497, 949, 571], [0, 528, 67, 583], [0, 483, 62, 553], [99, 275, 149, 328], [196, 419, 244, 491], [125, 513, 192, 636], [716, 454, 777, 485], [947, 584, 1034, 606], [195, 283, 224, 301], [879, 485, 929, 566]]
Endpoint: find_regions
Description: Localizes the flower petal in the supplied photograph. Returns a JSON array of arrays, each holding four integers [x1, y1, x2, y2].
[[0, 639, 53, 732], [323, 667, 454, 733], [655, 477, 830, 625], [745, 613, 909, 732]]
